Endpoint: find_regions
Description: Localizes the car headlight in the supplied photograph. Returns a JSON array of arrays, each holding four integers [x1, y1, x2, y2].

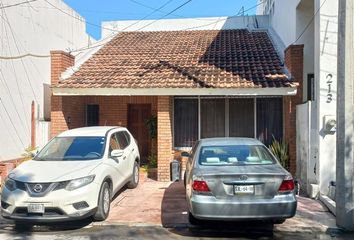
[[65, 175, 95, 191], [4, 178, 16, 191]]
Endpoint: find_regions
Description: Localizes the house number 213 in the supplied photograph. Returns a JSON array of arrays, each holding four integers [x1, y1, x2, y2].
[[326, 74, 333, 103]]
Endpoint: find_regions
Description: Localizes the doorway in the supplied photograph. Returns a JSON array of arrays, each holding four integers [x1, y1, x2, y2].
[[128, 104, 151, 163]]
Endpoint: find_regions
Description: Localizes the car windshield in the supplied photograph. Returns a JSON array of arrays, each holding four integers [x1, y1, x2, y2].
[[34, 137, 106, 161], [198, 145, 276, 166]]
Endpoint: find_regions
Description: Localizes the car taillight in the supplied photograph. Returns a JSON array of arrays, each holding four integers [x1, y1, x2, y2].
[[278, 179, 295, 193], [192, 180, 210, 192]]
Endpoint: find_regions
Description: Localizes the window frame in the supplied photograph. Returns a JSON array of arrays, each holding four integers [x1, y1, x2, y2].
[[173, 96, 283, 149]]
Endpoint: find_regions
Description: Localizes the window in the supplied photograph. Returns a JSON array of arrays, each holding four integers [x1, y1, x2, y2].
[[174, 99, 198, 147], [116, 132, 129, 149], [256, 98, 283, 146], [34, 137, 106, 161], [201, 99, 225, 138], [229, 98, 254, 137], [123, 131, 131, 145], [86, 105, 99, 126], [109, 134, 120, 152], [198, 145, 276, 166], [173, 97, 283, 148], [307, 74, 315, 101]]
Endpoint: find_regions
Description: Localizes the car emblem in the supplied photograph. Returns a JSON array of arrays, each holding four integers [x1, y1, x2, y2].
[[33, 184, 43, 193], [240, 175, 248, 181]]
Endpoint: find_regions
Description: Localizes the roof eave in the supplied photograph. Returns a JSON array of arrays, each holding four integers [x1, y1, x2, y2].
[[52, 87, 297, 96]]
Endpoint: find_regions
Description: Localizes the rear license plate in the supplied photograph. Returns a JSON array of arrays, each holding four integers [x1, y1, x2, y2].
[[234, 185, 254, 194], [28, 204, 45, 214]]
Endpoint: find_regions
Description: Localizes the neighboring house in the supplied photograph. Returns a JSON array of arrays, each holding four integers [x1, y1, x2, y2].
[[49, 16, 304, 181], [0, 0, 93, 161], [257, 0, 338, 208]]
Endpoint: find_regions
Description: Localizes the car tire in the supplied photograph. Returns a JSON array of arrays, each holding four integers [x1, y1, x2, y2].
[[14, 221, 33, 230], [273, 219, 286, 224], [93, 181, 111, 221], [188, 211, 201, 225], [183, 172, 186, 188], [127, 161, 139, 189]]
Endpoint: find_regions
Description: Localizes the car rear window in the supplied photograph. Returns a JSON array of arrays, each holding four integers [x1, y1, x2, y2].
[[198, 145, 276, 166]]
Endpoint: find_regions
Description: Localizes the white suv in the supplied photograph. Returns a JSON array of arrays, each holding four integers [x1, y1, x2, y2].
[[1, 126, 140, 223]]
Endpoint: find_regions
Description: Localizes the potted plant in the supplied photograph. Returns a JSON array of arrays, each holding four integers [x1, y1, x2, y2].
[[269, 137, 289, 171], [145, 115, 158, 179]]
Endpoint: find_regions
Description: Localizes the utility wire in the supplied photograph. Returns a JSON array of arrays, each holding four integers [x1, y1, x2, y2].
[[0, 11, 31, 136], [180, 0, 266, 31], [70, 0, 265, 53], [0, 98, 26, 147], [293, 0, 328, 44], [0, 0, 37, 9], [43, 0, 120, 34], [0, 10, 39, 103], [67, 0, 177, 53], [135, 0, 192, 31], [0, 53, 50, 59]]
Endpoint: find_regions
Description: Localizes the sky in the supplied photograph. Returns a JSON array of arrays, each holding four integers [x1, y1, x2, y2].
[[63, 0, 258, 39]]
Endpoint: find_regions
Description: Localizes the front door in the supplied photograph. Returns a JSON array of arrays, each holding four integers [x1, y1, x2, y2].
[[128, 104, 151, 163]]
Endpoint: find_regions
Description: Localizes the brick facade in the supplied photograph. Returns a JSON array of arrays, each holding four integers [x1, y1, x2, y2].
[[157, 96, 173, 181], [283, 45, 304, 176], [50, 51, 75, 137]]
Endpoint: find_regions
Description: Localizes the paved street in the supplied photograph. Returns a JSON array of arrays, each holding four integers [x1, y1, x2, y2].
[[1, 174, 353, 239]]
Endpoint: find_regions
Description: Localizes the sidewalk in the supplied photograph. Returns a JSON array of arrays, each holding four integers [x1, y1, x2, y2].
[[103, 172, 339, 235]]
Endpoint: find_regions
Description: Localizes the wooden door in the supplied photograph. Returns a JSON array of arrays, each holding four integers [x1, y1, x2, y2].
[[128, 104, 151, 163]]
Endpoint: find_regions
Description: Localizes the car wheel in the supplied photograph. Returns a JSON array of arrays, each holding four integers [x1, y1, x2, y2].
[[14, 221, 33, 231], [188, 211, 201, 225], [93, 181, 111, 221], [127, 161, 139, 189], [183, 172, 186, 188], [273, 219, 286, 224]]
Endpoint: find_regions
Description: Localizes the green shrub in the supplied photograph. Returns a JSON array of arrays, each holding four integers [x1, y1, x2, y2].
[[269, 137, 289, 171]]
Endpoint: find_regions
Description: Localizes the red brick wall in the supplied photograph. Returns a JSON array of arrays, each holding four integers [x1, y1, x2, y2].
[[157, 96, 173, 181], [283, 44, 304, 175], [50, 51, 75, 137]]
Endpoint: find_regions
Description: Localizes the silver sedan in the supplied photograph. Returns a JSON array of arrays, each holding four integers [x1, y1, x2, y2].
[[183, 138, 297, 225]]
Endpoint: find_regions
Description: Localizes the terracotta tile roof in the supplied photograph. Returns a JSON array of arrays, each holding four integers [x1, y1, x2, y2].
[[57, 29, 297, 89]]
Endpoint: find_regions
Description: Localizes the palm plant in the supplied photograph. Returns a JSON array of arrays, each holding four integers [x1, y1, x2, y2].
[[269, 137, 289, 171]]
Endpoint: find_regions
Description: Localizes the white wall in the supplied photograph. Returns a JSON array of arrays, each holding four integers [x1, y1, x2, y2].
[[0, 0, 92, 160], [259, 0, 338, 196], [315, 0, 338, 194], [101, 15, 270, 37]]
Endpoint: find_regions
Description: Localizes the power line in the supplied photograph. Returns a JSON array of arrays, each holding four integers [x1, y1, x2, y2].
[[293, 0, 328, 44], [70, 0, 263, 54], [0, 0, 37, 9], [69, 0, 176, 53], [0, 10, 39, 103], [0, 98, 26, 147], [0, 53, 50, 59], [180, 0, 266, 31], [135, 0, 192, 31], [0, 13, 31, 136], [128, 0, 214, 21], [0, 69, 31, 135], [43, 0, 120, 34], [121, 0, 174, 31]]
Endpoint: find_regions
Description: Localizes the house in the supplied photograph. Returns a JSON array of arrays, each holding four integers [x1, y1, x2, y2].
[[257, 0, 338, 209], [50, 17, 304, 181], [0, 0, 93, 162]]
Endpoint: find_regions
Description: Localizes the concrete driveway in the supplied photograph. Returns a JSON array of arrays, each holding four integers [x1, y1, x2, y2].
[[105, 173, 337, 231], [0, 171, 345, 239]]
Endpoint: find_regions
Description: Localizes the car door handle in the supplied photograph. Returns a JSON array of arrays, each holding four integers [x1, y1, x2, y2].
[[123, 156, 126, 160], [131, 149, 135, 152]]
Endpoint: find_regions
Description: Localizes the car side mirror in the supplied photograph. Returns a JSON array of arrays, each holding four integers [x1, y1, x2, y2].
[[111, 149, 124, 159], [181, 151, 190, 157]]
